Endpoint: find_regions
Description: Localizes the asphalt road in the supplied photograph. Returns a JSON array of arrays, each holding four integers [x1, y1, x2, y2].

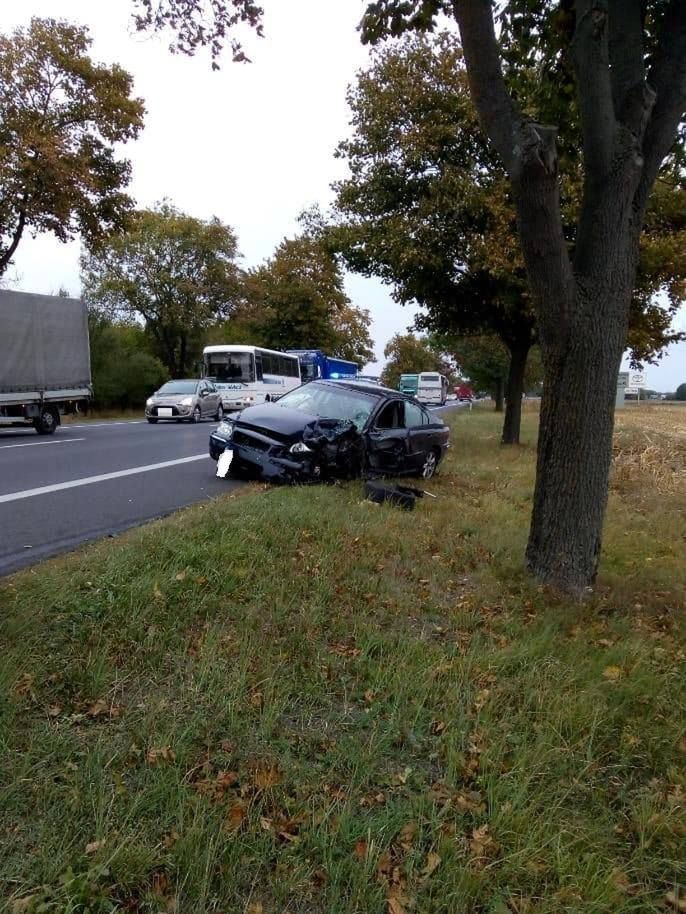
[[0, 401, 467, 577], [0, 418, 239, 576]]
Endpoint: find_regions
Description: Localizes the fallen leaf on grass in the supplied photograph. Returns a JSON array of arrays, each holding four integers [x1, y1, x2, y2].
[[422, 851, 441, 879], [666, 890, 686, 912], [13, 673, 35, 698], [387, 896, 407, 914], [469, 824, 499, 866], [162, 829, 180, 848], [353, 839, 368, 860], [226, 802, 247, 831], [252, 762, 281, 790], [10, 896, 38, 914], [87, 699, 122, 719], [397, 822, 417, 851], [603, 665, 623, 681], [430, 719, 447, 736], [147, 746, 176, 764], [174, 571, 187, 581], [454, 790, 486, 814], [47, 705, 62, 718], [85, 839, 105, 855], [152, 583, 164, 601], [245, 903, 264, 914]]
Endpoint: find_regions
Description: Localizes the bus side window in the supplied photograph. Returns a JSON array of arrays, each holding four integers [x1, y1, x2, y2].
[[255, 353, 263, 381]]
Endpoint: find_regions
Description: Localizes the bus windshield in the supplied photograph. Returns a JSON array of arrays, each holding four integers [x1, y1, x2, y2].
[[205, 351, 254, 384]]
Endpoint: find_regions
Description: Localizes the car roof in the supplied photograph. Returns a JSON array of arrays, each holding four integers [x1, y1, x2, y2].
[[164, 378, 200, 383]]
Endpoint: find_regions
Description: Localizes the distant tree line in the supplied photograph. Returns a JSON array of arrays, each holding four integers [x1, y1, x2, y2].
[[80, 203, 374, 409]]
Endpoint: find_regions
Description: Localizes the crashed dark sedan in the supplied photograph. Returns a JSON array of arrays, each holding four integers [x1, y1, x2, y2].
[[208, 380, 450, 482]]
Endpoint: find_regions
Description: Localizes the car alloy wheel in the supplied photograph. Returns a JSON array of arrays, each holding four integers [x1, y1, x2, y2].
[[215, 404, 224, 421], [191, 407, 201, 423], [422, 450, 438, 479]]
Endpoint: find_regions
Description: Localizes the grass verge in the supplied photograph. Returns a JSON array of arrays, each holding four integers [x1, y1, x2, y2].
[[1, 409, 684, 914]]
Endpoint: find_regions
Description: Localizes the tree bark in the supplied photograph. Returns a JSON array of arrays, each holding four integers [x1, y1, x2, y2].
[[525, 275, 632, 593], [493, 379, 504, 413], [501, 343, 529, 445]]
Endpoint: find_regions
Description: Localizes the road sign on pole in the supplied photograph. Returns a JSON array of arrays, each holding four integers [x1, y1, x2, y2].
[[616, 371, 629, 409]]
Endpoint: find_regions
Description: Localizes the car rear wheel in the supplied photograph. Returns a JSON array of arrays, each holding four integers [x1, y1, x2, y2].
[[421, 449, 439, 479]]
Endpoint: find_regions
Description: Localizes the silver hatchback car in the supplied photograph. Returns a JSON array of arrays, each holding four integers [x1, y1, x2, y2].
[[146, 379, 223, 424]]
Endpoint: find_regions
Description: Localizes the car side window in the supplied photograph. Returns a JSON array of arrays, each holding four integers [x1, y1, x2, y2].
[[376, 400, 405, 429], [405, 401, 425, 428]]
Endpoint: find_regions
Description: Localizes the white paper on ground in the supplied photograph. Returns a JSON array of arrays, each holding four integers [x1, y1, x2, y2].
[[216, 450, 234, 478]]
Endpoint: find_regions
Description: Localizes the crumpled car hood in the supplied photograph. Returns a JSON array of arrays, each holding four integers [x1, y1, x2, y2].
[[234, 403, 319, 439]]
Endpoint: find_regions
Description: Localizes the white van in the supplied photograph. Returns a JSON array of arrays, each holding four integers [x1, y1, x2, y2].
[[416, 373, 449, 406]]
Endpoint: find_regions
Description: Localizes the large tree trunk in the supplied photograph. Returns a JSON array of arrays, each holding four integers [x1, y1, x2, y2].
[[525, 279, 631, 593], [501, 343, 529, 445], [493, 379, 504, 412]]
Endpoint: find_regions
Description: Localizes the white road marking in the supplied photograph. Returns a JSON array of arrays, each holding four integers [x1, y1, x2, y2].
[[65, 420, 147, 429], [0, 453, 208, 504], [0, 437, 86, 451]]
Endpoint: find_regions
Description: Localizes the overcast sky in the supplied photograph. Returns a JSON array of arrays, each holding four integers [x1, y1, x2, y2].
[[2, 0, 684, 387]]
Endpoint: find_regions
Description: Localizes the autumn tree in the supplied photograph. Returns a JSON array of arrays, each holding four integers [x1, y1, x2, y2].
[[240, 235, 374, 364], [0, 18, 144, 276], [380, 333, 451, 389], [330, 31, 684, 446], [328, 33, 537, 444], [360, 1, 686, 594], [82, 203, 241, 376]]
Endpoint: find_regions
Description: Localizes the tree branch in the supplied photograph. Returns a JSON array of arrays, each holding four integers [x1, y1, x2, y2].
[[608, 0, 646, 121], [636, 0, 686, 215], [451, 0, 519, 174], [452, 1, 575, 345], [572, 0, 616, 178], [0, 207, 27, 276]]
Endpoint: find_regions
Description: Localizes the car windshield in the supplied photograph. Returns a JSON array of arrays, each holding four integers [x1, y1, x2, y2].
[[278, 382, 378, 430], [158, 381, 197, 395]]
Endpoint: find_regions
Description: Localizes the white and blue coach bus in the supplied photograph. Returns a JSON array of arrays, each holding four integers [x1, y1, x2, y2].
[[202, 345, 301, 410]]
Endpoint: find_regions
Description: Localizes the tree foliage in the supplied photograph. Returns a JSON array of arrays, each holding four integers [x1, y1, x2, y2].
[[0, 18, 144, 276], [131, 0, 264, 64], [88, 314, 167, 409], [380, 332, 451, 389], [239, 235, 374, 364], [82, 202, 240, 377], [676, 382, 686, 401]]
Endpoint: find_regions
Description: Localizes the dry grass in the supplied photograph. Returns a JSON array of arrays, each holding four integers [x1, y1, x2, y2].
[[612, 405, 686, 495]]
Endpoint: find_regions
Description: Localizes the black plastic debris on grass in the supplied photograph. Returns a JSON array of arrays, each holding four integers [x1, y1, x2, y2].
[[364, 480, 429, 511]]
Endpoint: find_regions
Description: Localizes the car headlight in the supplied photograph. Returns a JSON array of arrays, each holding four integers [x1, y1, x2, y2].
[[289, 441, 312, 454], [180, 397, 193, 406], [217, 420, 234, 438], [146, 398, 153, 406]]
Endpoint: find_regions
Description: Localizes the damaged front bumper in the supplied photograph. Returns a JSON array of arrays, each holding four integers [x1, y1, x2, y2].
[[210, 418, 363, 483]]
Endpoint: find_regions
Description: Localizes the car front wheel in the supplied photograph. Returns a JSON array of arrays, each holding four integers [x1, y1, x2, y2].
[[421, 449, 439, 479], [215, 403, 224, 421], [190, 407, 201, 423]]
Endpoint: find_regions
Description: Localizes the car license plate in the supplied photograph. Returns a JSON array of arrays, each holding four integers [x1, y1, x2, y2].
[[216, 449, 233, 478], [158, 407, 173, 417]]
